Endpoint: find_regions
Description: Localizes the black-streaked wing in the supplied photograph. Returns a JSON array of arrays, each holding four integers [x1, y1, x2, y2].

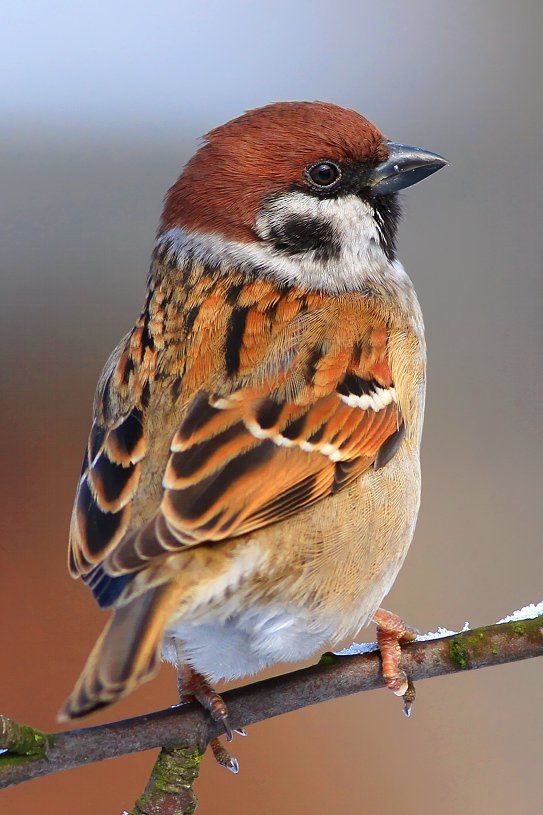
[[108, 373, 402, 573]]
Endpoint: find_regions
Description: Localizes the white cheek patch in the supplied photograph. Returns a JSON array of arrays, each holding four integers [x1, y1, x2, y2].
[[255, 192, 386, 290], [155, 191, 404, 294], [256, 191, 379, 242]]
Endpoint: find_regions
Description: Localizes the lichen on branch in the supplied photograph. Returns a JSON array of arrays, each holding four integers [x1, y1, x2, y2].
[[0, 716, 50, 759], [128, 744, 204, 815]]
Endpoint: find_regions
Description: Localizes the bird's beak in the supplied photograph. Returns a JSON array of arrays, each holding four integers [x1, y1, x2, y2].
[[368, 142, 448, 196]]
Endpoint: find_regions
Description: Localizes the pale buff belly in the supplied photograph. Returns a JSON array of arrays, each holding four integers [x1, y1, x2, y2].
[[162, 444, 421, 683]]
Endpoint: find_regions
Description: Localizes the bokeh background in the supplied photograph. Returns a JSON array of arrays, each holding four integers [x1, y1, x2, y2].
[[2, 1, 542, 813]]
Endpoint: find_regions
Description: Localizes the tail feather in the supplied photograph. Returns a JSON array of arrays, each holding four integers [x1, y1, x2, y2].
[[59, 583, 180, 721]]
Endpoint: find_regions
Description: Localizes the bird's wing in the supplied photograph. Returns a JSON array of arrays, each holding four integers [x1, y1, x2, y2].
[[107, 284, 404, 576], [69, 275, 404, 606], [114, 381, 402, 567], [67, 293, 155, 588]]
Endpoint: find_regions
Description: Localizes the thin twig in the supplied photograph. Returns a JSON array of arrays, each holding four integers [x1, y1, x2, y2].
[[1, 616, 542, 795]]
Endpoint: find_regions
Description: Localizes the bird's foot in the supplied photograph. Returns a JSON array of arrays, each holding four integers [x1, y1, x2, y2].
[[178, 665, 246, 772], [210, 738, 239, 774], [180, 665, 234, 740], [373, 608, 417, 716]]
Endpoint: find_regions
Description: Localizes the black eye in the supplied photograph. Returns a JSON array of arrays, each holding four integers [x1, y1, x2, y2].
[[306, 161, 342, 188]]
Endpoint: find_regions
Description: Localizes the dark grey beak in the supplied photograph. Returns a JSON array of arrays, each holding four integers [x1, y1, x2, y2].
[[369, 142, 448, 196]]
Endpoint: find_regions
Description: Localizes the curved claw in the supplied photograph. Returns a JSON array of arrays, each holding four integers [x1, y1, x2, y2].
[[210, 737, 240, 773], [403, 679, 416, 717], [227, 756, 240, 774], [220, 715, 234, 743]]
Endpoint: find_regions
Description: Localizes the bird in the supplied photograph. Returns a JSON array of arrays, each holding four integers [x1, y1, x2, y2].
[[60, 101, 446, 767]]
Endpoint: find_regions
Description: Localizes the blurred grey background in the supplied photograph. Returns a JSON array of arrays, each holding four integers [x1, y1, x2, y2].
[[2, 2, 542, 813]]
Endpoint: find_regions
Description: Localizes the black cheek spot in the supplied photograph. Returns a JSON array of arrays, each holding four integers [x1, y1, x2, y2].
[[270, 215, 341, 260]]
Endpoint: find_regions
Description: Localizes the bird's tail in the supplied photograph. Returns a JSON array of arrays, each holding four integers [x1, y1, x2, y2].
[[59, 582, 180, 721]]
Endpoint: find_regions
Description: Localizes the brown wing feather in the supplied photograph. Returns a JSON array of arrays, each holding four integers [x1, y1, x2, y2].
[[70, 268, 405, 599], [59, 580, 182, 720], [109, 379, 402, 573], [68, 323, 151, 579]]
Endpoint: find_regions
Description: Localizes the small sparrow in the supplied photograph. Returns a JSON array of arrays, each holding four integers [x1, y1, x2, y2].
[[61, 102, 446, 759]]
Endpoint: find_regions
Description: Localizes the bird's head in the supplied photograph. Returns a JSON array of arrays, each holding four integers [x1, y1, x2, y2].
[[158, 102, 447, 292]]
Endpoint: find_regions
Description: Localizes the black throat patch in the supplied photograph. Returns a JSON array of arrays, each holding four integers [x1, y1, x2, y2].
[[371, 194, 401, 262]]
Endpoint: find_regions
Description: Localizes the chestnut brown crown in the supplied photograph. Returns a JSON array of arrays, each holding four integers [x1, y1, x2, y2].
[[159, 101, 388, 243]]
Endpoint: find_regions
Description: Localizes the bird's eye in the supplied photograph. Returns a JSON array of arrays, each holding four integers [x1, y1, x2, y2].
[[306, 161, 342, 188]]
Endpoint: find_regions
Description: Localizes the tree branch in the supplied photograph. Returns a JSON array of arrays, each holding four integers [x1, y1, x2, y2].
[[1, 615, 542, 797], [126, 744, 204, 815]]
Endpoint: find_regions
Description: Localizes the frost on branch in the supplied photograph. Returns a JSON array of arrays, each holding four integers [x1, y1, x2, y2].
[[497, 601, 543, 624], [334, 600, 543, 657]]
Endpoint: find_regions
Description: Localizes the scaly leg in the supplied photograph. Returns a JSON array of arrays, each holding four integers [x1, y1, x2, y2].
[[373, 608, 418, 716], [178, 663, 243, 773], [181, 665, 234, 741], [210, 738, 240, 774]]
